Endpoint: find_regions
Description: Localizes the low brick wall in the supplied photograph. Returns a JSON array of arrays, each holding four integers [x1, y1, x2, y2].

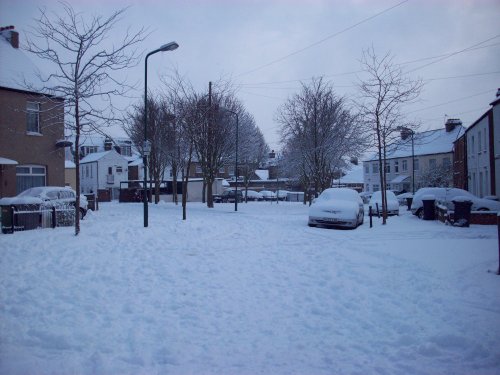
[[436, 204, 497, 225]]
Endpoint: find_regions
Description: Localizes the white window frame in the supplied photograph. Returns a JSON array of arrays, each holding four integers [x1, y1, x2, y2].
[[16, 164, 46, 194]]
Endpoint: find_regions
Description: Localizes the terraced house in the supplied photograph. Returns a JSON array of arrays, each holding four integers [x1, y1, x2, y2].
[[0, 26, 65, 198], [363, 119, 465, 194]]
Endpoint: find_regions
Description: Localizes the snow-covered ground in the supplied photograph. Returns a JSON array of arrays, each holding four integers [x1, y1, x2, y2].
[[1, 201, 499, 374]]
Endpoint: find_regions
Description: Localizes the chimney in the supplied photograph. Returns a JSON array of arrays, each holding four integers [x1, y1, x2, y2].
[[0, 25, 19, 49], [445, 118, 461, 132], [104, 138, 113, 151]]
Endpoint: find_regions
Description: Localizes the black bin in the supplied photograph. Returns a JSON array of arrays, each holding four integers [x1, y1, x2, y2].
[[452, 198, 473, 227], [1, 205, 14, 234], [422, 195, 436, 220]]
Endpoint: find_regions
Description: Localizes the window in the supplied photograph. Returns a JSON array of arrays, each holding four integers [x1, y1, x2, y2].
[[16, 165, 46, 193], [108, 167, 113, 175], [120, 145, 132, 157], [442, 157, 451, 167], [394, 161, 399, 173], [373, 184, 379, 192], [471, 136, 475, 154], [26, 102, 40, 133], [372, 163, 379, 174], [81, 146, 98, 157], [478, 131, 482, 153], [429, 159, 436, 169], [85, 165, 89, 178], [414, 159, 419, 171], [116, 166, 123, 173], [402, 160, 408, 172], [195, 165, 202, 174], [219, 166, 225, 174], [385, 162, 390, 173], [484, 131, 487, 152], [364, 164, 369, 174]]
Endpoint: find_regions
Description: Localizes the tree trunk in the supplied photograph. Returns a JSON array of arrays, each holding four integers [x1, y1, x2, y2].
[[74, 99, 81, 236]]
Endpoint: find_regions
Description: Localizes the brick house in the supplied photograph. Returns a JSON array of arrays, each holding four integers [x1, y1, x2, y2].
[[0, 26, 65, 198], [454, 89, 500, 198]]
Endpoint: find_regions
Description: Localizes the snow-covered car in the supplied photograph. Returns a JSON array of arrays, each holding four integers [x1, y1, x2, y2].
[[369, 190, 400, 215], [308, 188, 364, 229], [260, 190, 277, 201], [0, 186, 88, 219], [395, 192, 414, 205], [242, 190, 263, 201], [411, 187, 500, 218], [276, 190, 289, 201], [358, 192, 372, 204]]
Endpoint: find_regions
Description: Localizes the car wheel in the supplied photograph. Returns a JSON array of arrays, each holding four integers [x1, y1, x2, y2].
[[308, 223, 316, 227], [477, 207, 489, 211], [417, 209, 424, 219], [360, 213, 364, 225]]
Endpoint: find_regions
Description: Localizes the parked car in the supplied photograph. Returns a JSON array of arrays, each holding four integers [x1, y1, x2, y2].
[[276, 190, 289, 201], [358, 192, 372, 204], [369, 190, 400, 216], [260, 190, 277, 201], [308, 188, 364, 229], [219, 189, 243, 203], [411, 187, 500, 218], [396, 192, 413, 205], [242, 190, 263, 201], [2, 186, 88, 219]]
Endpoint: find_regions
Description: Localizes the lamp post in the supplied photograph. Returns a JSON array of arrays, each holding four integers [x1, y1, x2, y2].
[[398, 126, 415, 194], [224, 109, 239, 212], [143, 41, 178, 228]]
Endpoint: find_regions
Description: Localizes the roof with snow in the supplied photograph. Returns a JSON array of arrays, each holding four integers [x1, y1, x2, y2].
[[364, 125, 465, 162], [333, 165, 363, 184], [80, 151, 113, 163], [333, 164, 363, 184], [65, 160, 76, 169], [255, 169, 269, 180], [0, 31, 43, 93]]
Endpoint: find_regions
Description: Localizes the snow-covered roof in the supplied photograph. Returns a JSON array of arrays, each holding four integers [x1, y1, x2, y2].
[[364, 126, 465, 162], [255, 169, 269, 180], [0, 32, 42, 93], [80, 151, 113, 163], [65, 160, 76, 169], [0, 156, 18, 165], [333, 164, 363, 184], [128, 158, 143, 167]]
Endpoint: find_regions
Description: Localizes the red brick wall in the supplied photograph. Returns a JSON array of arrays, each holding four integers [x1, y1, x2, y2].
[[0, 88, 65, 197]]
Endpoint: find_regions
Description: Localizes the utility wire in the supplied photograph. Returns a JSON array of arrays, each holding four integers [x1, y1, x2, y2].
[[407, 89, 493, 114], [235, 0, 410, 78], [237, 41, 500, 87], [406, 34, 500, 73]]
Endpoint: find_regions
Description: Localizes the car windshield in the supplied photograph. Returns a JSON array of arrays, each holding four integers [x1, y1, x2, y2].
[[18, 187, 45, 197], [317, 189, 357, 201]]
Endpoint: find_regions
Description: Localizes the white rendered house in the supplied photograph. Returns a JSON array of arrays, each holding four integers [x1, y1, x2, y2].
[[79, 149, 129, 200]]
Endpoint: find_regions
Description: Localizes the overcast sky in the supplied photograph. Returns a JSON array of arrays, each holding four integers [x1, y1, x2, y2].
[[1, 0, 499, 151]]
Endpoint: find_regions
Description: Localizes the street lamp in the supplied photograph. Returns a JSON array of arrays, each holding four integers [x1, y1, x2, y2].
[[143, 41, 178, 228], [398, 127, 415, 194], [224, 109, 239, 212]]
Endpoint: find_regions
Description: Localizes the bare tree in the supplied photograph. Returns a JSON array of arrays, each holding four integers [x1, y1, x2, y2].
[[358, 47, 423, 224], [237, 112, 269, 202], [125, 94, 174, 204], [277, 77, 365, 199], [25, 2, 146, 235]]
